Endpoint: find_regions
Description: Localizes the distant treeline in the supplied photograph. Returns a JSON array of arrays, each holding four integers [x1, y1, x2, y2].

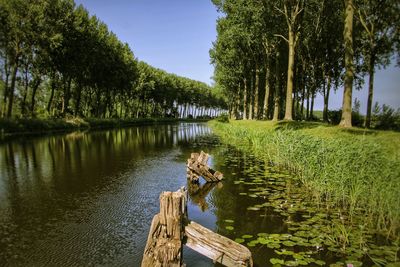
[[210, 0, 399, 128], [0, 0, 226, 119]]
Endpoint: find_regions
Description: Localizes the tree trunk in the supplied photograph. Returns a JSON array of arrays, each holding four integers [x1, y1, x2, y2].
[[47, 76, 56, 114], [62, 77, 72, 116], [20, 66, 29, 117], [273, 54, 281, 122], [263, 61, 270, 120], [310, 93, 315, 119], [365, 52, 375, 128], [6, 60, 19, 118], [284, 29, 295, 121], [1, 57, 10, 118], [254, 65, 260, 119], [243, 78, 247, 120], [30, 76, 41, 117], [249, 75, 253, 120], [323, 75, 331, 122], [339, 0, 354, 128], [74, 83, 82, 117]]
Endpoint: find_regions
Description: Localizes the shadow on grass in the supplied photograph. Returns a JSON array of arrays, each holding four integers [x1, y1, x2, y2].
[[340, 128, 377, 136], [274, 120, 378, 136], [274, 121, 328, 131]]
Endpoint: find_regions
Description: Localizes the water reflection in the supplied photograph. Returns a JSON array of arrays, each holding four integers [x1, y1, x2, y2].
[[0, 123, 214, 266], [187, 181, 222, 212]]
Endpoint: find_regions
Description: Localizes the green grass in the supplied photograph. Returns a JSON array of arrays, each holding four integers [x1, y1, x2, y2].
[[210, 120, 400, 237]]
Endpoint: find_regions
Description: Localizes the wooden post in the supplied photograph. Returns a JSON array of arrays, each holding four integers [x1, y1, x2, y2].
[[187, 151, 223, 183], [142, 187, 253, 267], [141, 188, 187, 267]]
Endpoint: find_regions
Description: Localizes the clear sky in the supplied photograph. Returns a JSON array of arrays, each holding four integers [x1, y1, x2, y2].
[[75, 0, 399, 113]]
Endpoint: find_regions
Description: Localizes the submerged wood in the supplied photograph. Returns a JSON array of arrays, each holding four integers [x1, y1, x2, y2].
[[187, 151, 223, 183], [141, 188, 187, 267], [185, 221, 253, 267], [142, 187, 253, 267]]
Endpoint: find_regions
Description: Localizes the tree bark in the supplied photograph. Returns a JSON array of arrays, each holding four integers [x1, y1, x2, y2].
[[263, 61, 270, 120], [6, 60, 19, 118], [243, 78, 247, 120], [254, 65, 260, 119], [249, 75, 253, 120], [365, 52, 375, 128], [323, 75, 331, 122], [1, 57, 10, 118], [273, 53, 281, 121], [30, 76, 41, 117], [339, 0, 354, 128], [47, 76, 56, 114], [284, 29, 295, 121], [20, 65, 29, 117]]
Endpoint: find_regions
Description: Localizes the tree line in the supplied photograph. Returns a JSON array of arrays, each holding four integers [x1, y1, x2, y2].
[[0, 0, 226, 120], [210, 0, 399, 128]]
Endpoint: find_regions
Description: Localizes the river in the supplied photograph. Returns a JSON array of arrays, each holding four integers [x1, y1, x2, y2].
[[0, 123, 396, 267]]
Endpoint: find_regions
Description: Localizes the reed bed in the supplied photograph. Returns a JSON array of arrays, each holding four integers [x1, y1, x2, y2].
[[210, 120, 400, 238]]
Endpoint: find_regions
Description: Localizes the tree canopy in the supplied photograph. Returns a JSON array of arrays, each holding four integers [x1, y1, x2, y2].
[[210, 0, 399, 127], [0, 0, 226, 119]]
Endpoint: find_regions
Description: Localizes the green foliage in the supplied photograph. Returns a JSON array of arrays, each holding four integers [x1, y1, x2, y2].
[[374, 104, 400, 131], [211, 120, 400, 238], [0, 0, 226, 120], [216, 113, 229, 123]]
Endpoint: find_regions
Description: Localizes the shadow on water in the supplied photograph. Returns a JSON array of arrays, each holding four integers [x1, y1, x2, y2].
[[1, 122, 396, 266]]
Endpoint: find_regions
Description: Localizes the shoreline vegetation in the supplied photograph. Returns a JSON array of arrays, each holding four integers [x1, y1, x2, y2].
[[0, 117, 210, 138], [210, 120, 400, 242]]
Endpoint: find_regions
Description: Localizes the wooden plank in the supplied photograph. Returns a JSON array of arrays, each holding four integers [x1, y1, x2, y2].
[[185, 221, 253, 267]]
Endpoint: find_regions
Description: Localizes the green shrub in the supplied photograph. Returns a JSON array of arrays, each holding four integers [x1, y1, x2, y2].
[[216, 113, 229, 123]]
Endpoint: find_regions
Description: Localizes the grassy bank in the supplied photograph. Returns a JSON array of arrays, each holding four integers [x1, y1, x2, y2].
[[210, 120, 400, 237], [0, 117, 209, 137]]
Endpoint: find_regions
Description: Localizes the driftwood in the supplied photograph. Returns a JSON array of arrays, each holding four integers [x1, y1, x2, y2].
[[142, 187, 253, 267], [185, 221, 253, 267], [187, 151, 223, 183], [141, 188, 187, 267]]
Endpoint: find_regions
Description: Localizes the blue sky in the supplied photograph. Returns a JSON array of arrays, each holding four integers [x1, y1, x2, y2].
[[75, 0, 399, 112]]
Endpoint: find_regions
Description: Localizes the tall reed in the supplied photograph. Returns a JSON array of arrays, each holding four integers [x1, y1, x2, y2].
[[210, 120, 400, 237]]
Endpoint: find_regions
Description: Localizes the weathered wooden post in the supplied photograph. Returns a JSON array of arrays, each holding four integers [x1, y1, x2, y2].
[[187, 151, 223, 183], [142, 152, 252, 267], [141, 188, 187, 267]]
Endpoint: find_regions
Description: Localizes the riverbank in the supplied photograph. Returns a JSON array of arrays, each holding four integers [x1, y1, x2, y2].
[[209, 120, 400, 238], [0, 117, 210, 138]]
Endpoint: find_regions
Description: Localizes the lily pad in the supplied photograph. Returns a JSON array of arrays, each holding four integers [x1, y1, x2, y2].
[[242, 234, 253, 239], [224, 219, 234, 223], [270, 258, 285, 265], [225, 226, 234, 231], [234, 238, 245, 244]]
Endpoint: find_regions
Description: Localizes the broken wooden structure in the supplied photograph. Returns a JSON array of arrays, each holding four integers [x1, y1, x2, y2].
[[186, 151, 223, 183], [141, 188, 253, 267]]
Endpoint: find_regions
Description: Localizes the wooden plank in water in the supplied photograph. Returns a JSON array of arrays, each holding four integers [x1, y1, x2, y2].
[[185, 221, 253, 267]]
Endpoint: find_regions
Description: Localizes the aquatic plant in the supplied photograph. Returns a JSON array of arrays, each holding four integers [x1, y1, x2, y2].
[[210, 120, 400, 242]]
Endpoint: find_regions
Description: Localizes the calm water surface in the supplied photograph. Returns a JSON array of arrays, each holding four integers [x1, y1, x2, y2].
[[0, 123, 393, 267]]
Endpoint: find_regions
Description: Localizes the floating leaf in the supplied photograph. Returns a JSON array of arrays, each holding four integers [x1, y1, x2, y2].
[[283, 241, 296, 247], [225, 226, 234, 231], [242, 234, 253, 239], [270, 258, 285, 265], [234, 238, 245, 244], [224, 219, 234, 223], [247, 206, 260, 211], [315, 260, 326, 266]]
